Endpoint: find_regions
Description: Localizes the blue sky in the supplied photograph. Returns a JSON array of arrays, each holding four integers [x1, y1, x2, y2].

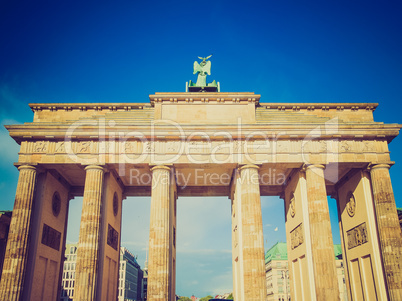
[[1, 0, 402, 298]]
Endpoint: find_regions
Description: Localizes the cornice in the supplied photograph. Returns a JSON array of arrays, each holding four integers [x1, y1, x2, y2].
[[258, 103, 378, 112], [5, 122, 401, 143], [29, 103, 152, 112], [150, 92, 260, 105], [28, 100, 378, 112]]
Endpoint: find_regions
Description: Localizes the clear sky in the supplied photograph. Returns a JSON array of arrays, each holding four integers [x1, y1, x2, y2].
[[1, 0, 402, 298]]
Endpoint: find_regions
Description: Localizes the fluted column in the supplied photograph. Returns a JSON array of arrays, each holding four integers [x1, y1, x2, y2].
[[0, 165, 37, 301], [74, 165, 104, 301], [147, 165, 172, 301], [369, 163, 402, 300], [238, 164, 266, 300], [305, 164, 339, 301]]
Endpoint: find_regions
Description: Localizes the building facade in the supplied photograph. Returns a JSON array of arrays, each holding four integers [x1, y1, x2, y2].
[[265, 242, 290, 301], [60, 244, 144, 301], [142, 256, 148, 301], [0, 211, 11, 282], [60, 244, 77, 300], [118, 247, 144, 301], [1, 92, 402, 300], [265, 242, 347, 301]]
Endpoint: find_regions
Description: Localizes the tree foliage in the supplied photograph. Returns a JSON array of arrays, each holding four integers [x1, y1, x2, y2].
[[227, 293, 234, 299], [178, 297, 191, 301], [199, 295, 214, 301]]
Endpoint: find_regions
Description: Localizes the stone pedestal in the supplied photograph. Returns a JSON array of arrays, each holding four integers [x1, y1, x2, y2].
[[305, 164, 340, 301], [369, 163, 402, 300], [147, 165, 176, 301], [237, 165, 266, 300], [0, 165, 37, 301], [74, 165, 105, 301]]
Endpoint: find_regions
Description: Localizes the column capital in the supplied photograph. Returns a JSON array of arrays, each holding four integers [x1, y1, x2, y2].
[[302, 163, 325, 171], [150, 165, 171, 172], [368, 163, 393, 171], [84, 164, 105, 172], [17, 164, 37, 171], [238, 164, 260, 171]]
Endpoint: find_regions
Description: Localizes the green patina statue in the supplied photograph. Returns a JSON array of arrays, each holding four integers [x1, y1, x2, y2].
[[194, 55, 212, 86], [186, 55, 220, 92]]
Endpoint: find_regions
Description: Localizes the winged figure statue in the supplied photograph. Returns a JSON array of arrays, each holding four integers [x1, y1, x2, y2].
[[193, 55, 212, 86]]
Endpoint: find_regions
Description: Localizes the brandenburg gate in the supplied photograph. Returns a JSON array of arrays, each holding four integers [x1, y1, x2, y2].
[[0, 72, 402, 300]]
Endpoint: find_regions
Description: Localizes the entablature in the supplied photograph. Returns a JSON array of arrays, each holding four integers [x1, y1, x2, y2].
[[6, 122, 401, 144]]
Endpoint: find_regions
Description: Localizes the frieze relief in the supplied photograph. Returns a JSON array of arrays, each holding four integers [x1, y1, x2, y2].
[[233, 140, 244, 152], [346, 191, 356, 217], [19, 138, 382, 157], [339, 140, 377, 153], [33, 141, 49, 153], [107, 224, 119, 251], [55, 141, 66, 153], [361, 140, 375, 152], [290, 223, 303, 250], [77, 141, 92, 153], [347, 222, 368, 249], [167, 141, 180, 153], [143, 141, 155, 153], [340, 141, 352, 152], [289, 192, 296, 218], [41, 223, 61, 251], [28, 141, 99, 154], [187, 140, 210, 153], [70, 141, 97, 154], [122, 141, 145, 154]]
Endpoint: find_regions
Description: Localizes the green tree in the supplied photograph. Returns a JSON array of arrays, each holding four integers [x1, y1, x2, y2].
[[178, 297, 191, 301], [227, 293, 234, 299], [199, 295, 214, 301]]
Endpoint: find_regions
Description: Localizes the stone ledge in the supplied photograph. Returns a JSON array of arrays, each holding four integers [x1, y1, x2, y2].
[[150, 92, 261, 104]]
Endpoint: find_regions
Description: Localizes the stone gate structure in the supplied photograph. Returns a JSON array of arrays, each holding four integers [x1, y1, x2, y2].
[[0, 92, 401, 301]]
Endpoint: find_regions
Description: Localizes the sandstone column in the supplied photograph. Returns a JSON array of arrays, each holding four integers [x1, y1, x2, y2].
[[304, 164, 339, 300], [369, 163, 402, 300], [147, 165, 173, 301], [74, 165, 105, 301], [0, 165, 37, 301], [238, 164, 266, 300]]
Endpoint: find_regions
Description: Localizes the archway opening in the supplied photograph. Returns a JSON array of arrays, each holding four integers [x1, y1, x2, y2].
[[261, 196, 289, 301], [61, 196, 83, 300], [176, 196, 232, 299]]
